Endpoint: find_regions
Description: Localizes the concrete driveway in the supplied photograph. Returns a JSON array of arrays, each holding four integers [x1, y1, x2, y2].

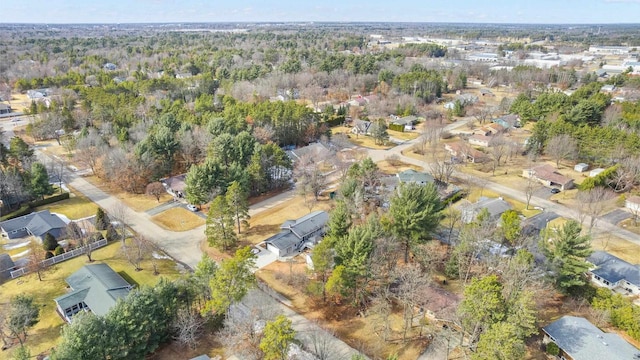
[[253, 245, 278, 270], [601, 209, 631, 225]]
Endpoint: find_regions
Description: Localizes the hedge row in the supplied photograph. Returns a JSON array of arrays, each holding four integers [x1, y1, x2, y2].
[[0, 192, 71, 221], [389, 123, 405, 132]]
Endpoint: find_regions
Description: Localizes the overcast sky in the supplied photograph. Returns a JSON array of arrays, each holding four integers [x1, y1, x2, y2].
[[3, 0, 640, 24]]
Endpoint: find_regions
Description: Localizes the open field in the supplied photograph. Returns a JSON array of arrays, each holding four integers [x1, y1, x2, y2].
[[151, 207, 205, 231], [0, 241, 185, 360], [84, 175, 174, 212], [35, 186, 98, 220]]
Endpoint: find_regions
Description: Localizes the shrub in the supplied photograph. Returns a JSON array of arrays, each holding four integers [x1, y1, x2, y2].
[[546, 342, 559, 356], [106, 224, 118, 242], [42, 233, 59, 252], [54, 246, 65, 256], [45, 251, 54, 259], [95, 208, 110, 230]]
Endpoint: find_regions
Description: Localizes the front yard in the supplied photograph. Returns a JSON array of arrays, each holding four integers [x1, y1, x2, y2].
[[0, 241, 185, 359], [151, 207, 205, 231]]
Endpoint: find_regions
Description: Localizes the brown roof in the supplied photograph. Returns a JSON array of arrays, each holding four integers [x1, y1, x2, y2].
[[446, 141, 487, 160], [163, 174, 187, 192], [416, 285, 460, 319], [530, 164, 572, 185]]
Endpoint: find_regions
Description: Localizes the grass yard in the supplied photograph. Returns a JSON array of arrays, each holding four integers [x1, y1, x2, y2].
[[388, 129, 420, 141], [376, 159, 423, 175], [151, 207, 205, 231], [592, 232, 640, 264], [331, 126, 394, 150], [0, 241, 185, 360], [465, 187, 541, 218], [84, 175, 173, 212], [35, 186, 98, 220]]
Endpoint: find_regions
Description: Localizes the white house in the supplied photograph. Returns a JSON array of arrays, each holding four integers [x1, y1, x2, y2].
[[587, 251, 640, 296]]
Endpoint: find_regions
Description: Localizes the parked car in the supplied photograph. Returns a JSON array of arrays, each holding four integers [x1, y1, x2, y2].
[[550, 188, 561, 194], [187, 204, 198, 212]]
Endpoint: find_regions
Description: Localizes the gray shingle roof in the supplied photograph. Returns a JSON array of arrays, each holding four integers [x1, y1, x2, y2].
[[265, 231, 301, 251], [55, 264, 132, 317], [543, 316, 640, 360], [397, 169, 435, 185], [284, 211, 328, 239], [266, 211, 329, 251], [588, 251, 640, 287], [0, 210, 67, 237]]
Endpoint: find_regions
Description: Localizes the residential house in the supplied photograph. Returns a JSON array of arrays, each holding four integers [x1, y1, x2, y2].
[[0, 210, 67, 241], [479, 88, 494, 97], [0, 104, 11, 115], [444, 142, 488, 163], [351, 119, 372, 136], [391, 115, 418, 131], [522, 164, 574, 190], [492, 114, 520, 129], [0, 253, 16, 281], [473, 123, 504, 137], [574, 163, 589, 173], [626, 195, 640, 213], [348, 96, 367, 107], [416, 285, 459, 321], [587, 251, 640, 295], [103, 63, 117, 71], [542, 316, 640, 360], [54, 264, 133, 322], [396, 169, 435, 186], [286, 142, 332, 164], [265, 211, 329, 257], [161, 174, 187, 198], [190, 356, 211, 360], [468, 134, 492, 148], [176, 72, 193, 79], [26, 89, 49, 100], [601, 84, 616, 93], [460, 197, 512, 223]]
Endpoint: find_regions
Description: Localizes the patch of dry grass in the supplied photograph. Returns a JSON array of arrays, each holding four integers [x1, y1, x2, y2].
[[331, 126, 394, 150], [376, 159, 423, 175], [151, 207, 205, 231], [593, 232, 640, 264], [388, 129, 420, 141], [84, 175, 173, 212]]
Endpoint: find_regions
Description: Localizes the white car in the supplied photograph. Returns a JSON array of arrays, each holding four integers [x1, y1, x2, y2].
[[186, 204, 198, 212]]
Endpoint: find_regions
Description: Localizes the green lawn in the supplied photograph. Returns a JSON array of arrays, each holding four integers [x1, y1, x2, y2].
[[35, 188, 98, 220], [0, 241, 185, 360]]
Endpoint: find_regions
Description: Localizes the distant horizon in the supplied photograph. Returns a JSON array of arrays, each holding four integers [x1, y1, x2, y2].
[[2, 0, 640, 25], [2, 21, 640, 26]]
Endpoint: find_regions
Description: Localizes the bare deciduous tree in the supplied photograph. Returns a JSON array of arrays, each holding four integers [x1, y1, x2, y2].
[[75, 129, 106, 175], [146, 182, 166, 202], [488, 136, 509, 176], [545, 134, 578, 168], [576, 187, 615, 233], [172, 308, 204, 350]]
